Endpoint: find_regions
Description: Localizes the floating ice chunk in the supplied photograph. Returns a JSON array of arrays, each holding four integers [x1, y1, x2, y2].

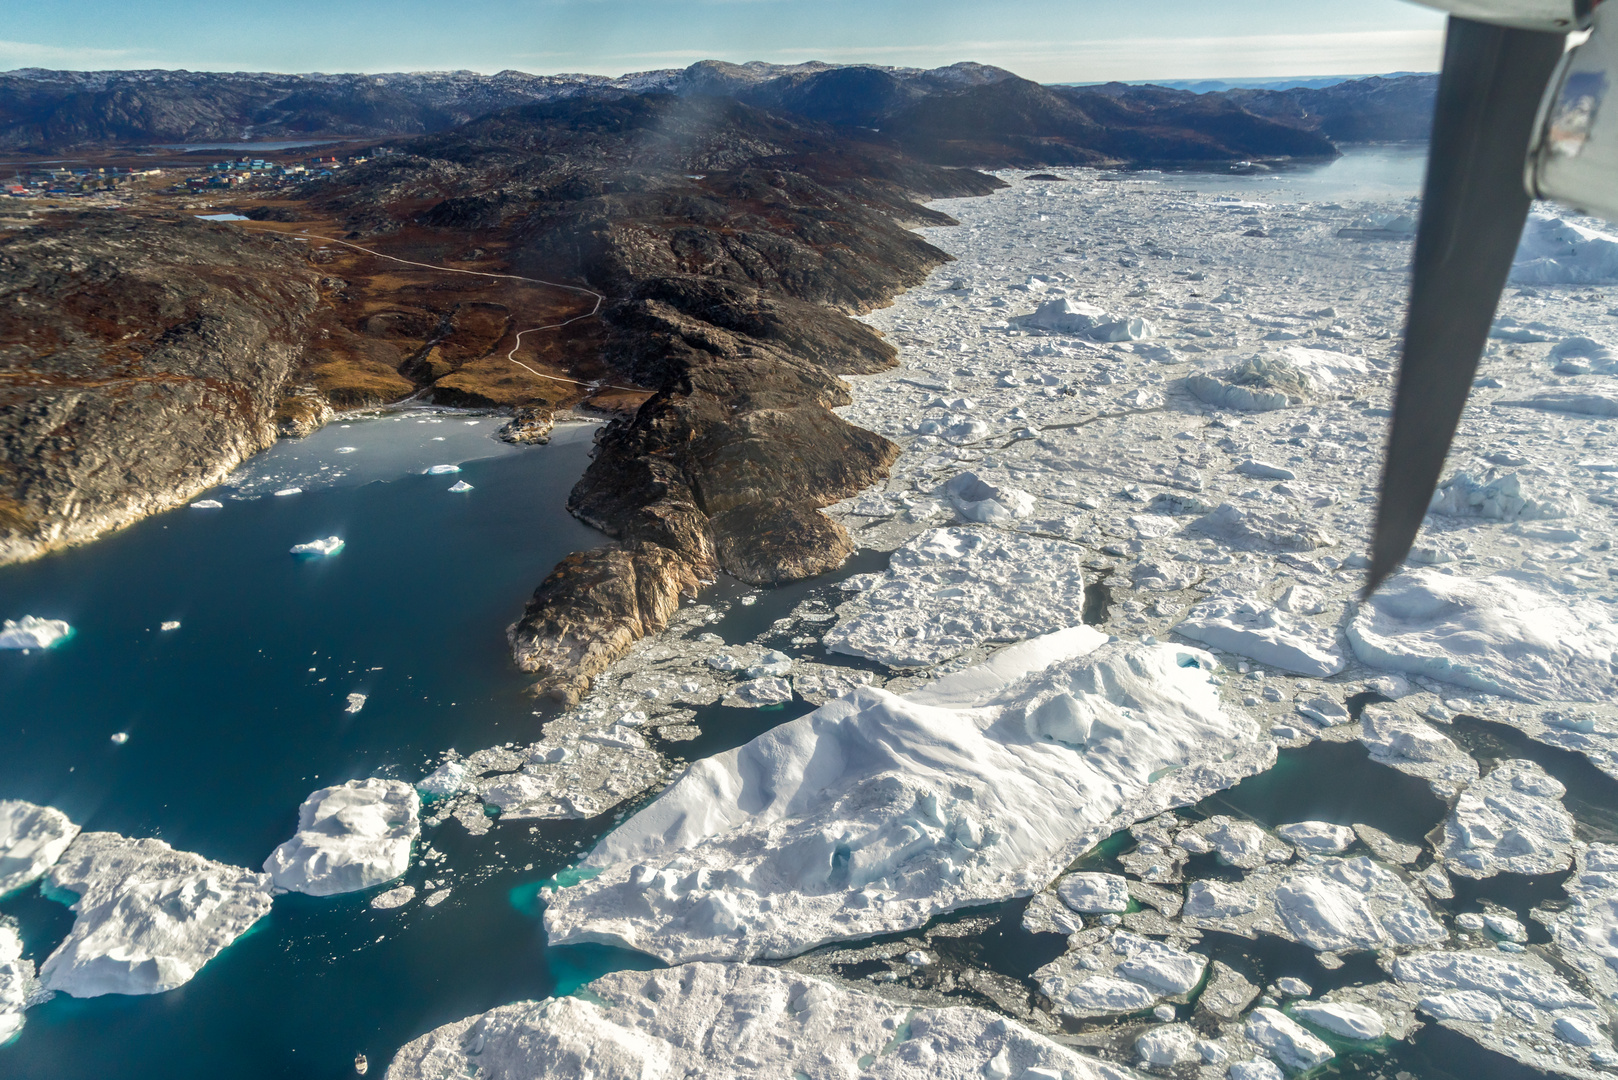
[[1273, 876, 1385, 952], [423, 888, 450, 908], [1554, 1013, 1605, 1046], [824, 527, 1090, 668], [1429, 472, 1569, 521], [447, 480, 474, 492], [1490, 315, 1562, 343], [1511, 211, 1618, 285], [290, 537, 344, 557], [1503, 391, 1618, 417], [941, 472, 1036, 522], [263, 779, 421, 896], [1136, 1024, 1198, 1066], [1549, 336, 1618, 375], [1046, 974, 1158, 1016], [1397, 949, 1595, 1011], [746, 650, 794, 678], [544, 640, 1255, 964], [1187, 355, 1312, 411], [0, 616, 72, 650], [1275, 822, 1355, 854], [1115, 936, 1206, 995], [1183, 880, 1259, 918], [1228, 1059, 1284, 1080], [333, 446, 357, 454], [370, 885, 415, 910], [1246, 1007, 1334, 1071], [1348, 568, 1618, 702], [417, 760, 469, 799], [1548, 845, 1618, 1001], [273, 488, 302, 496], [1294, 1001, 1386, 1040], [722, 677, 794, 708], [0, 801, 80, 897], [189, 499, 223, 509], [1174, 598, 1344, 677], [344, 693, 367, 714], [386, 962, 1122, 1080], [41, 832, 273, 997], [1417, 990, 1502, 1022], [1441, 759, 1574, 878], [424, 464, 461, 475], [1358, 705, 1478, 789], [159, 621, 180, 631], [0, 922, 33, 1044], [1235, 460, 1296, 480], [1190, 503, 1334, 552], [1057, 872, 1130, 914], [1012, 297, 1155, 341]]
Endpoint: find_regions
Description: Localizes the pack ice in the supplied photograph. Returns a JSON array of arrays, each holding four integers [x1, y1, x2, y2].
[[1511, 211, 1618, 285], [1348, 568, 1618, 702], [1440, 760, 1574, 878], [0, 616, 72, 650], [385, 962, 1134, 1080], [41, 832, 273, 997], [1174, 597, 1344, 677], [1012, 296, 1156, 342], [263, 779, 420, 896], [0, 800, 80, 896], [544, 635, 1261, 964], [823, 527, 1090, 667]]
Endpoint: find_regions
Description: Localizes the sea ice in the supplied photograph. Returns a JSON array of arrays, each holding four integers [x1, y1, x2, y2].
[[0, 617, 72, 650], [1245, 1007, 1334, 1071], [824, 527, 1090, 667], [344, 693, 367, 714], [1274, 821, 1355, 854], [1136, 1023, 1198, 1066], [1036, 931, 1207, 1020], [1293, 1000, 1386, 1040], [1012, 297, 1155, 342], [1190, 503, 1334, 552], [1429, 472, 1567, 521], [370, 885, 415, 910], [0, 921, 32, 1045], [290, 537, 344, 557], [1440, 759, 1574, 878], [1548, 845, 1618, 1002], [41, 832, 273, 997], [722, 676, 794, 707], [1187, 355, 1314, 412], [1511, 211, 1618, 285], [1358, 705, 1478, 791], [424, 464, 461, 474], [0, 800, 80, 896], [1057, 872, 1131, 914], [1174, 597, 1344, 677], [385, 962, 1131, 1080], [544, 639, 1258, 963], [274, 488, 302, 496], [1348, 568, 1618, 702], [189, 499, 223, 509], [263, 779, 420, 896], [941, 472, 1036, 522]]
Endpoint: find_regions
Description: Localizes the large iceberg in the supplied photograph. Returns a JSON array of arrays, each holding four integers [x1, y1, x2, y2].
[[0, 921, 33, 1045], [0, 616, 72, 650], [544, 636, 1262, 964], [1348, 568, 1618, 702], [263, 779, 419, 896], [41, 833, 273, 997], [0, 800, 80, 897], [824, 527, 1090, 667], [387, 962, 1134, 1080], [1012, 297, 1156, 342], [1511, 211, 1618, 285]]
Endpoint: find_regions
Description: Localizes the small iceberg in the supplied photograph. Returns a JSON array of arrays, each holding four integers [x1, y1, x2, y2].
[[334, 447, 357, 454], [190, 499, 223, 509], [274, 488, 303, 497], [447, 480, 474, 492], [424, 464, 460, 475], [344, 693, 367, 714], [159, 621, 180, 632], [290, 537, 344, 557], [0, 617, 72, 650], [110, 733, 129, 745]]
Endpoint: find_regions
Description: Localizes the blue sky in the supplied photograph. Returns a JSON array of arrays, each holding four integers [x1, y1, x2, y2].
[[1, 0, 1446, 81]]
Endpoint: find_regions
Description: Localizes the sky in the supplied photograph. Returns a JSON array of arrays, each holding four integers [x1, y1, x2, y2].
[[1, 0, 1447, 82]]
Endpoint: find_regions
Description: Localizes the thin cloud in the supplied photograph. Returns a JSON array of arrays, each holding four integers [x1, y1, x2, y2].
[[0, 39, 139, 67]]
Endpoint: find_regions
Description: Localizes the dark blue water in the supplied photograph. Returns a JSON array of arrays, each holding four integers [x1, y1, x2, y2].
[[0, 415, 667, 1079]]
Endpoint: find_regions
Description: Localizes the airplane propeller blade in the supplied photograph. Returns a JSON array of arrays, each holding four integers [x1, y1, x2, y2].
[[1365, 15, 1566, 595]]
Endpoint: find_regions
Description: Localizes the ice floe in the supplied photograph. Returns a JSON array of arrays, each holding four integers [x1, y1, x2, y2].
[[344, 693, 367, 714], [1358, 704, 1478, 793], [823, 527, 1090, 667], [0, 920, 32, 1044], [370, 885, 415, 911], [289, 536, 343, 557], [1174, 597, 1343, 677], [1348, 568, 1618, 702], [189, 499, 222, 509], [0, 800, 80, 896], [386, 962, 1134, 1080], [1292, 1001, 1385, 1040], [424, 464, 460, 475], [264, 779, 419, 896], [1012, 297, 1156, 342], [1512, 211, 1618, 285], [1245, 1007, 1333, 1071], [1057, 872, 1131, 914], [940, 472, 1036, 522], [1430, 471, 1571, 521], [1037, 930, 1207, 1021], [1274, 821, 1355, 854], [544, 638, 1262, 963], [0, 616, 72, 650], [447, 480, 473, 492], [1440, 759, 1574, 878], [41, 832, 273, 997]]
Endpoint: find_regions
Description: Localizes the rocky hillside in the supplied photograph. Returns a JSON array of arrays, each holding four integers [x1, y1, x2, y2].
[[0, 213, 326, 563], [0, 61, 1352, 164]]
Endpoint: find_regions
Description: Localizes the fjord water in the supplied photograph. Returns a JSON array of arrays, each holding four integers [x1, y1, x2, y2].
[[0, 415, 656, 1079]]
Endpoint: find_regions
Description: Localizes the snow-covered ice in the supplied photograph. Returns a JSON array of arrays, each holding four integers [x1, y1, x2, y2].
[[1245, 1007, 1334, 1071], [1348, 569, 1618, 702], [1274, 821, 1355, 854], [1440, 759, 1574, 878], [385, 962, 1134, 1080], [263, 779, 420, 896], [1292, 1001, 1385, 1040], [344, 693, 367, 714], [0, 921, 34, 1044], [0, 800, 80, 897], [370, 885, 415, 910], [1174, 597, 1344, 676], [447, 480, 473, 492], [290, 536, 344, 557], [0, 616, 72, 650], [1512, 211, 1618, 285], [41, 832, 273, 997], [544, 638, 1260, 963], [424, 464, 460, 475], [823, 527, 1090, 667], [189, 499, 222, 509], [1057, 872, 1131, 914]]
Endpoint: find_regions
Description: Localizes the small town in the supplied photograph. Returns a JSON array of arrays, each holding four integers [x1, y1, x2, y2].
[[2, 146, 394, 199]]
